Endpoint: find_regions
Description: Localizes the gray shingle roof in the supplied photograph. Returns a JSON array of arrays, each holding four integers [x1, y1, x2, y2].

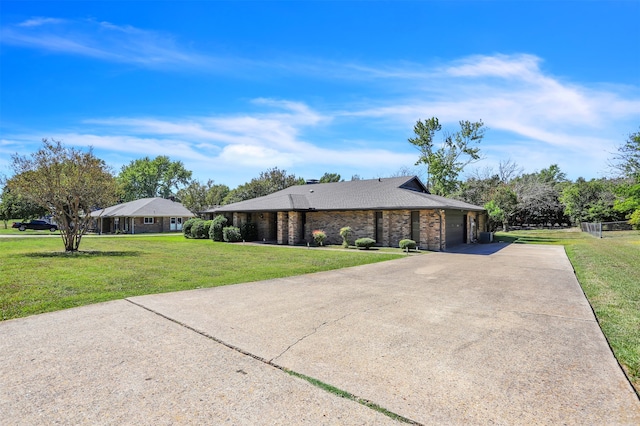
[[90, 198, 195, 218], [210, 176, 484, 213]]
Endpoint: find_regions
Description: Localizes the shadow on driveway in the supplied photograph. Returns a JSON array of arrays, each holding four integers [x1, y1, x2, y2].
[[445, 241, 511, 255]]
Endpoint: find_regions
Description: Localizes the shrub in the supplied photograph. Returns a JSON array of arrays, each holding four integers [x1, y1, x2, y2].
[[209, 215, 228, 241], [240, 222, 258, 241], [191, 219, 210, 239], [183, 218, 200, 238], [399, 239, 417, 251], [339, 226, 352, 248], [223, 226, 242, 242], [629, 209, 640, 230], [355, 237, 376, 249], [312, 230, 327, 246]]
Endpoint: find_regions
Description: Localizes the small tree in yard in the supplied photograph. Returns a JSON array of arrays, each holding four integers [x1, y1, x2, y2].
[[339, 226, 352, 248], [8, 139, 118, 252], [312, 230, 326, 246]]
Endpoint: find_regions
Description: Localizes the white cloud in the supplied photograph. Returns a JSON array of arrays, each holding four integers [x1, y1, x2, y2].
[[1, 52, 638, 184], [17, 17, 66, 27], [2, 17, 209, 68]]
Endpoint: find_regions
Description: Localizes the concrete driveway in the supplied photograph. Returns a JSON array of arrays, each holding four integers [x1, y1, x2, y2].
[[2, 243, 639, 424]]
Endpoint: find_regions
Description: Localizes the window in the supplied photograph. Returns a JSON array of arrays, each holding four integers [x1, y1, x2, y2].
[[144, 217, 154, 224], [411, 211, 420, 243]]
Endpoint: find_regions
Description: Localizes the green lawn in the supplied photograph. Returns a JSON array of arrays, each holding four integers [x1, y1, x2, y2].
[[0, 235, 403, 321], [496, 228, 640, 391]]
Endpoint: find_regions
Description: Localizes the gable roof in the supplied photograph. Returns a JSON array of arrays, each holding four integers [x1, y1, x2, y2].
[[90, 198, 195, 218], [210, 176, 484, 213]]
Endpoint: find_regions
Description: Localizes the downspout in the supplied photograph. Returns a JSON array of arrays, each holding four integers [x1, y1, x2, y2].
[[437, 209, 444, 251]]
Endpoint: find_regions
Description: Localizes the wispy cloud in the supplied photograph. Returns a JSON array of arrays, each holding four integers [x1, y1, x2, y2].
[[1, 53, 638, 184], [2, 17, 209, 68]]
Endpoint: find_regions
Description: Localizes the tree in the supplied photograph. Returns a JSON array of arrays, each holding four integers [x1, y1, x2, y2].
[[512, 165, 568, 226], [611, 128, 640, 180], [118, 156, 192, 201], [223, 167, 304, 204], [611, 128, 640, 223], [489, 185, 518, 231], [560, 178, 623, 225], [176, 180, 230, 213], [319, 172, 342, 183], [8, 139, 118, 251], [408, 117, 485, 196], [0, 185, 49, 228]]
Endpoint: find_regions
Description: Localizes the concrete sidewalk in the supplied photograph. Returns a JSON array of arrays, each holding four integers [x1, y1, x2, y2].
[[2, 244, 639, 424]]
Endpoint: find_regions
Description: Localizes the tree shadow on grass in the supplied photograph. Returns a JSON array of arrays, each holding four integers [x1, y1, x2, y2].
[[494, 235, 562, 244], [24, 251, 142, 258]]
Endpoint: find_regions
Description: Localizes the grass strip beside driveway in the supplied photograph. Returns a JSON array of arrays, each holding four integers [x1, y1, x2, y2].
[[1, 235, 402, 321], [496, 229, 640, 392]]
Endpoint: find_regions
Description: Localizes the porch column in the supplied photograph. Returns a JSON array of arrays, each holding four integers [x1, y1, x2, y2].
[[277, 212, 288, 245], [288, 211, 302, 245]]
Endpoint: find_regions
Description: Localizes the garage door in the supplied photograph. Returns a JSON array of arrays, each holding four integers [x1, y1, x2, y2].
[[446, 211, 466, 247]]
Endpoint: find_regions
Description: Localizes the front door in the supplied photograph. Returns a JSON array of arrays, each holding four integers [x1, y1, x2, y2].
[[170, 217, 177, 231], [177, 217, 183, 231]]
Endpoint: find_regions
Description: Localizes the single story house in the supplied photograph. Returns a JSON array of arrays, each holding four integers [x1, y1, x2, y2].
[[90, 197, 195, 234], [206, 176, 486, 251]]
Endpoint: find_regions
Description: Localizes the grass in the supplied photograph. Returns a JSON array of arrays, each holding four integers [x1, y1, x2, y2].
[[285, 369, 419, 424], [495, 228, 640, 391], [0, 235, 402, 321]]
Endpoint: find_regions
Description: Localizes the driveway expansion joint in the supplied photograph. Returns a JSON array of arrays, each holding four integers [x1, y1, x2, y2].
[[125, 298, 421, 425]]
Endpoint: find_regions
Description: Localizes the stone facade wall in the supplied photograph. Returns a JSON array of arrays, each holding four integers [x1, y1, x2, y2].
[[304, 209, 445, 249], [254, 212, 276, 241], [305, 210, 373, 245]]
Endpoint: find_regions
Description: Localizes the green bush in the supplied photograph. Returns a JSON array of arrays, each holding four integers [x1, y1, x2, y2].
[[629, 209, 640, 230], [209, 215, 228, 241], [223, 226, 242, 242], [191, 219, 210, 239], [355, 237, 376, 249], [240, 222, 258, 241], [399, 239, 417, 250], [183, 218, 200, 238], [339, 226, 352, 248], [312, 230, 327, 246]]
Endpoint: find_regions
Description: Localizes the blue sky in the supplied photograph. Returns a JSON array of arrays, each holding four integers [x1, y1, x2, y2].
[[1, 1, 639, 188]]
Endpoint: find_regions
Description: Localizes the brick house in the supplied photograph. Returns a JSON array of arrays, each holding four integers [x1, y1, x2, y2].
[[90, 197, 195, 234], [207, 176, 486, 251]]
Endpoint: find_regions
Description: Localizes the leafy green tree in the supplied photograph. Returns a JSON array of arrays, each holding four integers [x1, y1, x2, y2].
[[611, 128, 640, 180], [8, 139, 118, 251], [408, 117, 485, 196], [319, 172, 342, 183], [0, 186, 48, 228], [611, 128, 640, 223], [223, 167, 304, 204], [176, 180, 229, 213], [491, 185, 518, 231], [118, 156, 192, 201], [560, 178, 623, 224]]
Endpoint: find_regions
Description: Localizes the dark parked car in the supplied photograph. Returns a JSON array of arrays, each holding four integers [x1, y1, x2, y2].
[[12, 220, 58, 232]]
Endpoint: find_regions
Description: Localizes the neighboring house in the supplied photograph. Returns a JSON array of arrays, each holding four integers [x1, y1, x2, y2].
[[206, 176, 486, 251], [90, 198, 195, 234]]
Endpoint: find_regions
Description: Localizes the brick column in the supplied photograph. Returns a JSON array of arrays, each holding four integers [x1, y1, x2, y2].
[[288, 211, 301, 245], [277, 211, 288, 245]]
